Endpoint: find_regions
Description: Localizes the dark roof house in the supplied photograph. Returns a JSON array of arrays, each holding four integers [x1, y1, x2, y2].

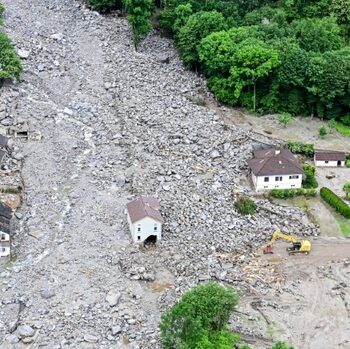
[[127, 196, 164, 224], [248, 148, 304, 176], [315, 151, 346, 162]]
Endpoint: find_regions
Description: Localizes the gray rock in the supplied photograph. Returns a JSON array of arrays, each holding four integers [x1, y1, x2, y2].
[[17, 325, 35, 338], [106, 290, 121, 307], [40, 288, 56, 299], [111, 325, 122, 335], [18, 49, 30, 59]]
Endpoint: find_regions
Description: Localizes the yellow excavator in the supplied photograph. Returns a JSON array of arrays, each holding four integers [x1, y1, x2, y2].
[[263, 231, 312, 255]]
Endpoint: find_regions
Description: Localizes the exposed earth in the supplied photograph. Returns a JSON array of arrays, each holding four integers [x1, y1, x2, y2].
[[0, 1, 349, 349]]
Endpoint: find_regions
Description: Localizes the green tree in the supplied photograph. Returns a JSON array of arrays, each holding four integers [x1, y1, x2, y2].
[[172, 3, 193, 38], [0, 32, 22, 81], [331, 0, 350, 24], [271, 342, 295, 349], [123, 0, 153, 49], [159, 282, 240, 349], [177, 11, 226, 68], [230, 39, 280, 111], [278, 112, 293, 127], [343, 182, 350, 198], [292, 17, 343, 53]]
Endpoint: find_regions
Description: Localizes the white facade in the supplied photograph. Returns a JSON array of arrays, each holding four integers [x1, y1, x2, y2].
[[0, 245, 10, 257], [127, 213, 162, 243], [252, 172, 303, 191], [315, 160, 345, 167], [0, 232, 9, 242]]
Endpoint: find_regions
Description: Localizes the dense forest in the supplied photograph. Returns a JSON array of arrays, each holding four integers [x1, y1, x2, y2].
[[0, 3, 22, 83], [88, 0, 350, 124]]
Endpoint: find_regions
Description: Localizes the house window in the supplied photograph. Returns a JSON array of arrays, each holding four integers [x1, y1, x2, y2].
[[137, 236, 141, 241], [291, 185, 295, 188], [264, 186, 268, 189], [154, 224, 158, 231], [289, 175, 299, 179], [0, 234, 5, 240], [264, 177, 269, 182], [275, 176, 283, 182], [275, 185, 279, 188], [137, 225, 141, 232], [325, 161, 329, 164]]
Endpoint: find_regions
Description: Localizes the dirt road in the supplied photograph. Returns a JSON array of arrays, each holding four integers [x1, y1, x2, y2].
[[238, 238, 350, 349]]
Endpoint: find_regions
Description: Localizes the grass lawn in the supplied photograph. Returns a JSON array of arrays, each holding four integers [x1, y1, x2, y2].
[[336, 216, 350, 237], [336, 122, 350, 137]]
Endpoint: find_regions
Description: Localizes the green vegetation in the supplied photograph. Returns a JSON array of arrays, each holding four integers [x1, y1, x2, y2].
[[320, 187, 350, 219], [278, 112, 293, 128], [318, 125, 327, 138], [159, 0, 350, 118], [86, 0, 122, 12], [0, 4, 22, 83], [346, 155, 350, 168], [270, 188, 316, 199], [235, 195, 256, 215], [285, 141, 314, 156], [302, 164, 318, 189], [123, 0, 153, 48], [343, 182, 350, 199], [338, 218, 350, 236], [336, 122, 350, 137], [159, 282, 294, 349]]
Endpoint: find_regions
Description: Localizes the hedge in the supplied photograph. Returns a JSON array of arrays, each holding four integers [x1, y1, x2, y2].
[[285, 141, 314, 157], [269, 188, 317, 199], [320, 187, 350, 219]]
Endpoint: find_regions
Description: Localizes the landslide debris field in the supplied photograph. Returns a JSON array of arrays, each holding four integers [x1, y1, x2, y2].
[[0, 1, 349, 348]]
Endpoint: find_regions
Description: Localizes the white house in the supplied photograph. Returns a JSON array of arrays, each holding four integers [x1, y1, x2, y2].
[[314, 151, 346, 167], [126, 196, 164, 243], [248, 148, 304, 191]]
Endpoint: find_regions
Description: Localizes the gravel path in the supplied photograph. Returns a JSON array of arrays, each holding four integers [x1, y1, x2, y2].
[[0, 1, 320, 348]]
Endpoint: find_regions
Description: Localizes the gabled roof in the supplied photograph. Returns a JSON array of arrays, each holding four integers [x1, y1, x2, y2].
[[315, 151, 346, 161], [127, 196, 164, 224], [248, 148, 304, 176]]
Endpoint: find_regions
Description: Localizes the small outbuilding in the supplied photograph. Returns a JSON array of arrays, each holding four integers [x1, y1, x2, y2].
[[314, 151, 346, 167], [248, 148, 304, 191], [126, 196, 164, 244]]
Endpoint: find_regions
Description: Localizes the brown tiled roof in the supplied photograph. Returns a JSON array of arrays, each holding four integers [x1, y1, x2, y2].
[[248, 148, 304, 176], [127, 196, 164, 224], [315, 151, 346, 161]]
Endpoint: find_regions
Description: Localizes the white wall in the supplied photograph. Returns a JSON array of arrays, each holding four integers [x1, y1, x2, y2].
[[0, 245, 10, 257], [0, 232, 9, 242], [127, 214, 162, 243], [253, 173, 303, 191], [315, 160, 345, 167]]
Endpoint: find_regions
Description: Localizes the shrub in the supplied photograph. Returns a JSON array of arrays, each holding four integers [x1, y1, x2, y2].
[[320, 187, 350, 219], [235, 195, 256, 215], [0, 32, 22, 81], [346, 155, 350, 168], [302, 164, 318, 189], [278, 112, 293, 127], [285, 141, 314, 156], [341, 114, 350, 126], [319, 125, 327, 138], [270, 188, 316, 199]]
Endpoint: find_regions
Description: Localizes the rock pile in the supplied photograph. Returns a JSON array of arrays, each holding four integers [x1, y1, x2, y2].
[[0, 0, 319, 348]]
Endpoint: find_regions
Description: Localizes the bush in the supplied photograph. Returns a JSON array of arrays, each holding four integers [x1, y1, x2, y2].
[[278, 112, 293, 127], [235, 195, 256, 215], [302, 164, 318, 189], [341, 114, 350, 126], [346, 155, 350, 168], [319, 125, 327, 138], [269, 188, 317, 199], [285, 141, 314, 156], [320, 187, 350, 218], [0, 32, 22, 81]]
